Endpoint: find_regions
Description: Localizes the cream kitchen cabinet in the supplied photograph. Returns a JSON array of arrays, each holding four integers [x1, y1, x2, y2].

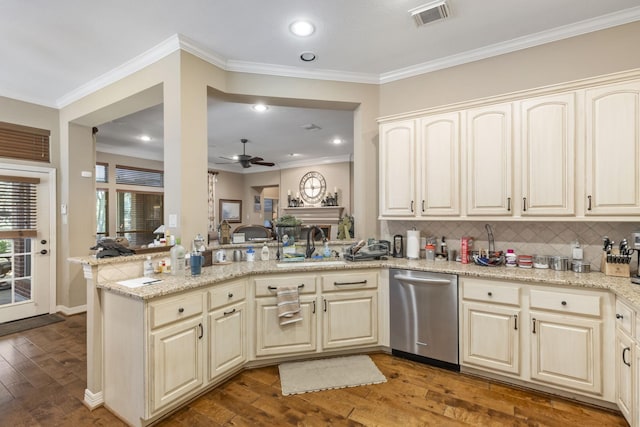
[[518, 92, 576, 216], [206, 279, 247, 381], [320, 270, 379, 349], [417, 112, 461, 216], [465, 102, 513, 216], [379, 120, 416, 217], [379, 113, 461, 217], [585, 80, 640, 215], [614, 298, 636, 426], [460, 278, 521, 375]]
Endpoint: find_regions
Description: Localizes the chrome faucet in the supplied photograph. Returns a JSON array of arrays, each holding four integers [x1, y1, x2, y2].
[[305, 225, 326, 258]]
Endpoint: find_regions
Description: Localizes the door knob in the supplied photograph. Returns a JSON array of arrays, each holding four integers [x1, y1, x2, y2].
[[41, 239, 47, 244], [40, 249, 48, 255]]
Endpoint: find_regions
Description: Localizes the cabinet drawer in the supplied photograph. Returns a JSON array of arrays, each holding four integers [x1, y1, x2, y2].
[[615, 299, 635, 336], [254, 274, 317, 297], [208, 279, 246, 311], [462, 279, 520, 306], [149, 292, 203, 329], [529, 289, 600, 317], [321, 270, 378, 292]]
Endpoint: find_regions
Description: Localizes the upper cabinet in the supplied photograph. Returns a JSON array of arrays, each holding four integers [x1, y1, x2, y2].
[[519, 93, 576, 216], [379, 120, 416, 217], [585, 81, 640, 215], [465, 103, 513, 216], [418, 112, 460, 216], [379, 74, 640, 221]]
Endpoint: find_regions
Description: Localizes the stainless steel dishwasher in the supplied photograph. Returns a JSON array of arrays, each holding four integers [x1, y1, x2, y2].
[[389, 268, 459, 371]]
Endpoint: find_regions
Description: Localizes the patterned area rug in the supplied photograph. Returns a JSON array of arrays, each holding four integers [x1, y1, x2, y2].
[[278, 355, 387, 396], [0, 313, 65, 337]]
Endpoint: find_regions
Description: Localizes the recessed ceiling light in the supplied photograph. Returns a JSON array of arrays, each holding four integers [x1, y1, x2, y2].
[[300, 51, 316, 62], [289, 20, 315, 37], [288, 153, 300, 157], [332, 138, 343, 145], [139, 135, 151, 142], [252, 104, 268, 112]]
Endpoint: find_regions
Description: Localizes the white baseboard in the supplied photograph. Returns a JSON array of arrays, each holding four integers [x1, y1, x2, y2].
[[56, 304, 87, 316], [83, 388, 104, 409]]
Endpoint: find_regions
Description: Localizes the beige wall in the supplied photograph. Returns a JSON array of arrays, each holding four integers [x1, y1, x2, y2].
[[379, 21, 640, 117]]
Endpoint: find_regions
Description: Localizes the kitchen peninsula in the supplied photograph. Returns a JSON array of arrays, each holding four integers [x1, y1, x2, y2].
[[71, 251, 640, 426]]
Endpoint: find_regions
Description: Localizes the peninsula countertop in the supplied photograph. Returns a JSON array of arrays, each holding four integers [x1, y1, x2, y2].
[[71, 254, 640, 307]]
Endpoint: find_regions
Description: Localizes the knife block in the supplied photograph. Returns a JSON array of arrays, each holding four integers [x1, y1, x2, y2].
[[601, 253, 630, 277]]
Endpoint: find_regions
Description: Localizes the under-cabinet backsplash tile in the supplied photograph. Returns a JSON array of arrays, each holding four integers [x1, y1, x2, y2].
[[380, 220, 640, 272]]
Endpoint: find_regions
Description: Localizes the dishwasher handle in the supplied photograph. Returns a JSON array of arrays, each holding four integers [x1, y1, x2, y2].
[[393, 274, 452, 285]]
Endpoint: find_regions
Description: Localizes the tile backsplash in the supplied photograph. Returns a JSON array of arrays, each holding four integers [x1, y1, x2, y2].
[[380, 220, 640, 272]]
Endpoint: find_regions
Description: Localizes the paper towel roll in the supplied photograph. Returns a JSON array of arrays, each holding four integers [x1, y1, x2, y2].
[[406, 230, 420, 259]]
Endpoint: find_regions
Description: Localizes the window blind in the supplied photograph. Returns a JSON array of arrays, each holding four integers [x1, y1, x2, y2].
[[96, 163, 108, 183], [116, 191, 163, 246], [0, 122, 50, 163], [115, 165, 163, 187], [0, 175, 39, 238]]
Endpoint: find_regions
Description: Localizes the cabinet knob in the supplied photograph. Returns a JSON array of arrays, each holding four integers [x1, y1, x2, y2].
[[561, 301, 567, 306], [178, 307, 184, 313], [487, 292, 492, 297], [616, 314, 624, 320], [228, 292, 234, 298]]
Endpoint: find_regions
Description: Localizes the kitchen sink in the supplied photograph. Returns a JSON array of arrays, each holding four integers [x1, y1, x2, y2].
[[276, 260, 347, 268]]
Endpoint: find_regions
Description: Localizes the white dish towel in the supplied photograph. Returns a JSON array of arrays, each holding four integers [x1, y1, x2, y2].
[[277, 287, 303, 325]]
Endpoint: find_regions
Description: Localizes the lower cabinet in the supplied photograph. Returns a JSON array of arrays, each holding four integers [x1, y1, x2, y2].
[[459, 277, 613, 402], [322, 291, 378, 349], [150, 316, 204, 413], [208, 301, 246, 381], [615, 328, 634, 422]]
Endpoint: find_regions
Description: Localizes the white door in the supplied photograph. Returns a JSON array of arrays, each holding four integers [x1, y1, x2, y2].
[[0, 164, 55, 323]]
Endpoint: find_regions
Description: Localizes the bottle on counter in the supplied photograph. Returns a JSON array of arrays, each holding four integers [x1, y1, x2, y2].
[[246, 246, 255, 262], [506, 249, 517, 267], [170, 238, 186, 276], [323, 242, 331, 258], [143, 256, 154, 277], [261, 244, 269, 261]]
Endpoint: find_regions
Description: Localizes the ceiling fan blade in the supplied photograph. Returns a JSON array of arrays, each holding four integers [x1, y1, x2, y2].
[[252, 160, 275, 167]]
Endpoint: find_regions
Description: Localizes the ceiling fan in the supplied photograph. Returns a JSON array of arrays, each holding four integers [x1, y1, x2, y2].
[[218, 138, 275, 168]]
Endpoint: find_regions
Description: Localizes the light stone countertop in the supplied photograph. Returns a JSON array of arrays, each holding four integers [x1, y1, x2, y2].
[[81, 255, 640, 307]]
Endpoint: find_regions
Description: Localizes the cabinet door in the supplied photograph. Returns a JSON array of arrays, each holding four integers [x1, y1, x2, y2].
[[208, 301, 246, 382], [322, 291, 378, 350], [461, 302, 520, 375], [255, 296, 317, 357], [585, 81, 640, 215], [418, 112, 460, 216], [465, 103, 513, 215], [379, 120, 416, 217], [615, 330, 633, 424], [520, 93, 575, 216], [530, 312, 601, 395], [150, 316, 204, 413]]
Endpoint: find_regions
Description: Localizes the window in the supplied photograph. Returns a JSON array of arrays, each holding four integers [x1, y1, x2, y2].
[[115, 165, 163, 187], [0, 175, 39, 238], [0, 122, 50, 163], [96, 189, 108, 237], [116, 191, 163, 246]]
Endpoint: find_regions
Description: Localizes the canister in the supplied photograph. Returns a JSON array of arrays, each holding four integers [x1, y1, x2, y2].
[[550, 256, 570, 271]]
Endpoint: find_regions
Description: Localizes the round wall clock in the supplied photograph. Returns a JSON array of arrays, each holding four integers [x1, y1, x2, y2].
[[299, 171, 326, 205]]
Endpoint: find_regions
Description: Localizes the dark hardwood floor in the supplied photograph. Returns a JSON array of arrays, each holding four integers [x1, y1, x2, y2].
[[0, 313, 628, 426]]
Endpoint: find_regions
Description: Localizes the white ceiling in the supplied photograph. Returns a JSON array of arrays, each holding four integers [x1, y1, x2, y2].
[[4, 0, 640, 171]]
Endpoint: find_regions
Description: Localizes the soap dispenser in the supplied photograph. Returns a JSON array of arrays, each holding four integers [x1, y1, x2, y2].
[[261, 244, 269, 261]]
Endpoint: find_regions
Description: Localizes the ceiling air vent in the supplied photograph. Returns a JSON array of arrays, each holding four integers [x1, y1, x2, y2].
[[409, 0, 450, 26]]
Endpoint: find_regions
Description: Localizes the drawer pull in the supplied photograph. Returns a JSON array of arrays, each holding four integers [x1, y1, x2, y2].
[[228, 292, 234, 298], [268, 284, 304, 291], [223, 308, 236, 316], [178, 307, 184, 313], [487, 292, 492, 297], [561, 301, 567, 306], [198, 323, 203, 339], [514, 314, 518, 331], [616, 313, 624, 320], [334, 280, 368, 286], [532, 318, 536, 334], [623, 347, 631, 367]]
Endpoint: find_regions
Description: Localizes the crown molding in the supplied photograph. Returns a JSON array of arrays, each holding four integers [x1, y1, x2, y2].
[[380, 5, 640, 84], [56, 35, 182, 108]]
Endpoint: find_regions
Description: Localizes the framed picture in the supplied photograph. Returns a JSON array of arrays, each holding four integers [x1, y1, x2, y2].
[[219, 199, 242, 223]]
